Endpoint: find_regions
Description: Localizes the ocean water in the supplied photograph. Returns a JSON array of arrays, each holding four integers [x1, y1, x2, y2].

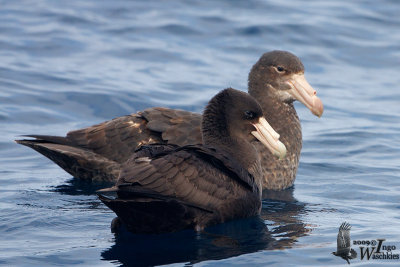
[[1, 0, 400, 266]]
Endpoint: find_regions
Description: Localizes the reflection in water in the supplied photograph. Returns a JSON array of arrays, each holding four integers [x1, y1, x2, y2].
[[51, 178, 114, 196], [102, 217, 272, 267], [262, 187, 312, 249], [100, 187, 312, 266]]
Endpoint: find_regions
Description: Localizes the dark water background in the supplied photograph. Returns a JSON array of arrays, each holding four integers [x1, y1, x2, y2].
[[1, 0, 400, 266]]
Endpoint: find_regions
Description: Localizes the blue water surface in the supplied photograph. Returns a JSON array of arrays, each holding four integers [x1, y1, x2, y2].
[[1, 0, 400, 266]]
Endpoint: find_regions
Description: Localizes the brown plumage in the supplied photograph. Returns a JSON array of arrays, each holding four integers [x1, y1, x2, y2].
[[98, 88, 285, 233], [16, 50, 323, 190]]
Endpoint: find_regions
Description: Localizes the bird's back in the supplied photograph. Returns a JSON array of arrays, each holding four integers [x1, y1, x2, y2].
[[99, 144, 261, 233]]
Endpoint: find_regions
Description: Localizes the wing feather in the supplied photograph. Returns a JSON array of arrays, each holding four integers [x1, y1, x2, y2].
[[142, 107, 203, 146], [116, 146, 255, 214], [337, 222, 352, 252], [17, 108, 203, 182]]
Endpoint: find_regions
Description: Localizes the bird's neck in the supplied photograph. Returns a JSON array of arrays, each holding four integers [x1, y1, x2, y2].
[[204, 135, 259, 172], [248, 87, 302, 155], [247, 85, 303, 190], [206, 135, 263, 192]]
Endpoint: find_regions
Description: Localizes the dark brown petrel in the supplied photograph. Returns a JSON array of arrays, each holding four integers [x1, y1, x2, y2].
[[16, 50, 323, 190], [97, 88, 286, 233]]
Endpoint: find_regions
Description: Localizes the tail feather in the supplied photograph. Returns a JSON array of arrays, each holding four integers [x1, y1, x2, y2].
[[16, 139, 120, 181], [18, 135, 75, 146]]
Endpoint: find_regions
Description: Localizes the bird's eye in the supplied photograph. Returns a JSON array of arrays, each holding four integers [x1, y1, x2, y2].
[[244, 110, 256, 120], [276, 66, 285, 72]]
